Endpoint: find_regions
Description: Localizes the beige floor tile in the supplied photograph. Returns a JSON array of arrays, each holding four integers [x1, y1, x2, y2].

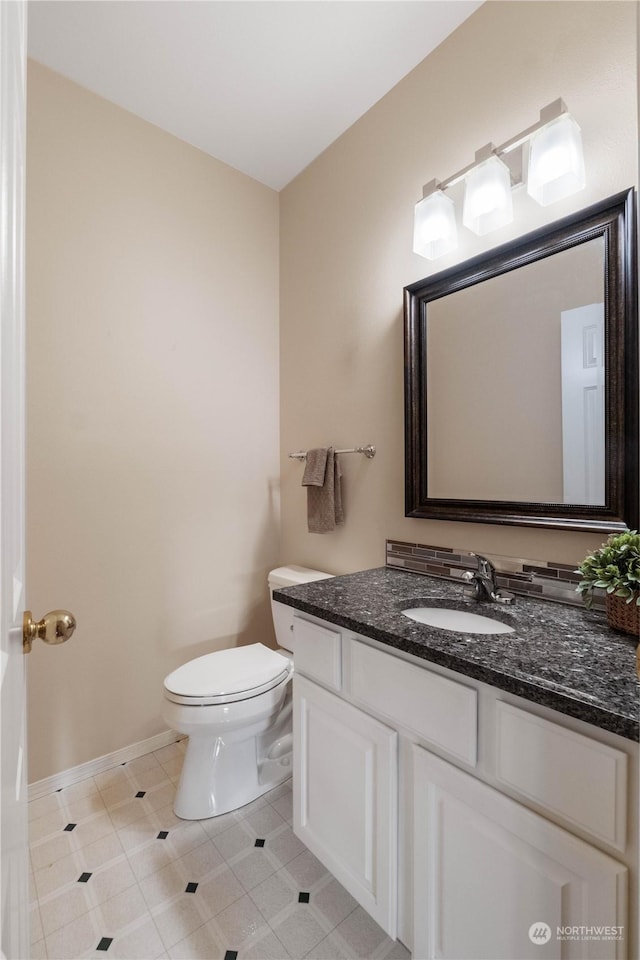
[[167, 919, 226, 960], [63, 792, 107, 823], [312, 877, 358, 929], [96, 883, 151, 931], [29, 792, 62, 823], [86, 857, 138, 907], [30, 937, 48, 959], [240, 928, 291, 959], [211, 893, 270, 950], [130, 764, 173, 791], [39, 883, 92, 936], [248, 870, 297, 922], [333, 907, 391, 958], [153, 740, 186, 766], [263, 780, 292, 804], [270, 792, 293, 824], [94, 767, 129, 793], [164, 820, 209, 859], [30, 831, 75, 871], [265, 826, 306, 867], [140, 861, 188, 911], [126, 840, 175, 882], [29, 809, 68, 844], [174, 839, 224, 881], [196, 866, 246, 919], [211, 822, 254, 862], [199, 810, 241, 839], [152, 894, 211, 950], [242, 805, 286, 838], [92, 916, 166, 959], [230, 848, 278, 893], [71, 812, 116, 851], [59, 777, 100, 802], [159, 756, 185, 780], [100, 778, 144, 810], [271, 905, 328, 958], [30, 903, 44, 944], [304, 931, 354, 959], [283, 850, 329, 890], [44, 910, 101, 960]]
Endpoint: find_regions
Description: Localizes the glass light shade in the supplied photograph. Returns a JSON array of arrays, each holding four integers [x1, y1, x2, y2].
[[413, 190, 458, 260], [462, 155, 513, 235], [527, 114, 585, 206]]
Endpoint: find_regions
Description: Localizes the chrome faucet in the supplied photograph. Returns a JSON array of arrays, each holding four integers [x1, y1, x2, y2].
[[461, 553, 515, 605]]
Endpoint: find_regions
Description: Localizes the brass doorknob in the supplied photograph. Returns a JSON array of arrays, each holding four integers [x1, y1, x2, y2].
[[23, 610, 77, 654]]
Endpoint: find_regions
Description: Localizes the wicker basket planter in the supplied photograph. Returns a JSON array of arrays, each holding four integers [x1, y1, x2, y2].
[[605, 593, 640, 637]]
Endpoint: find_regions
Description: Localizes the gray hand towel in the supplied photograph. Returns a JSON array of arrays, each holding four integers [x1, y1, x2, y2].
[[302, 448, 328, 487], [305, 447, 345, 534]]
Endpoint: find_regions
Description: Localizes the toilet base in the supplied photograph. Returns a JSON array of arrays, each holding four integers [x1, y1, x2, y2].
[[173, 730, 291, 819]]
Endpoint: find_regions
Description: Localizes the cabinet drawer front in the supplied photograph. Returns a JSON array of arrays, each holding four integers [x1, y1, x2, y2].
[[293, 615, 342, 690], [495, 701, 628, 850], [349, 640, 477, 765]]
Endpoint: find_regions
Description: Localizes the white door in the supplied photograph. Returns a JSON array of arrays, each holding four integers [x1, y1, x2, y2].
[[561, 303, 605, 505], [413, 745, 627, 960], [0, 2, 29, 957], [293, 675, 398, 937]]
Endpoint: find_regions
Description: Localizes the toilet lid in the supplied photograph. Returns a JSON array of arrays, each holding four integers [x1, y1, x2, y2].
[[163, 643, 291, 705]]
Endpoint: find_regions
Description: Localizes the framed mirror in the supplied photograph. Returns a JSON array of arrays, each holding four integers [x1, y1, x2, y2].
[[404, 189, 638, 532]]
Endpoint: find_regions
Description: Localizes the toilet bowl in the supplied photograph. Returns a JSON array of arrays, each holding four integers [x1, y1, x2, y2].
[[162, 565, 332, 820]]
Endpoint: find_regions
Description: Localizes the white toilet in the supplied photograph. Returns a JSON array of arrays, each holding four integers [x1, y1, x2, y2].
[[162, 565, 332, 820]]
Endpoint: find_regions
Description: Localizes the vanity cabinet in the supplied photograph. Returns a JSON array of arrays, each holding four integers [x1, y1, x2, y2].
[[293, 675, 398, 936], [413, 746, 627, 960], [287, 608, 636, 959]]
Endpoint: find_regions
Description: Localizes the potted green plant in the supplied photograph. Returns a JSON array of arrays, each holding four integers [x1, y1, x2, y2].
[[576, 530, 640, 637]]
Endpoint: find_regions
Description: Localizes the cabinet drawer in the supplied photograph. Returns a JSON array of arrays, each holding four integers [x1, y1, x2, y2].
[[495, 701, 628, 850], [349, 640, 477, 765], [293, 615, 342, 690]]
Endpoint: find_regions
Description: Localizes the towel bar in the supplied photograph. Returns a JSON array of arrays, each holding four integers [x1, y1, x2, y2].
[[288, 445, 376, 461]]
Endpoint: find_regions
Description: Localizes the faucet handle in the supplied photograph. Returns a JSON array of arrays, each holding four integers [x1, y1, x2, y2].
[[469, 552, 495, 576]]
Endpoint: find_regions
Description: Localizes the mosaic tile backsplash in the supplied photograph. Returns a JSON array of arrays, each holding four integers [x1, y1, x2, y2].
[[385, 539, 605, 610]]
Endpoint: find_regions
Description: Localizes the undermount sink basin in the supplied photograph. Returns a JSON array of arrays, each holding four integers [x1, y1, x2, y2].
[[402, 606, 515, 635]]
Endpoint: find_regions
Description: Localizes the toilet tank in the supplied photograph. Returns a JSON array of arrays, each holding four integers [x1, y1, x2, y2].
[[268, 565, 333, 652]]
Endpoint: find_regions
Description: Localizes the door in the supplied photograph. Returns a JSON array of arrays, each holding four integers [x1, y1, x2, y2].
[[0, 2, 29, 957], [293, 675, 398, 937], [561, 303, 605, 505], [413, 745, 627, 960]]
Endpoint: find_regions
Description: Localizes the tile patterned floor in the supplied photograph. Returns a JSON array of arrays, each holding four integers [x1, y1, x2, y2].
[[29, 740, 410, 959]]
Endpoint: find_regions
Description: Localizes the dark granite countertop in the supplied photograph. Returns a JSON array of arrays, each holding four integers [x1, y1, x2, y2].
[[274, 567, 640, 742]]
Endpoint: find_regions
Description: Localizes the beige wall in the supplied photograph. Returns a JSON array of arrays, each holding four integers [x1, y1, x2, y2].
[[26, 63, 280, 782], [280, 1, 638, 574]]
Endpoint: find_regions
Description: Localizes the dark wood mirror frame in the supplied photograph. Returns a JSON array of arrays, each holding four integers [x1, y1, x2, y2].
[[404, 188, 638, 533]]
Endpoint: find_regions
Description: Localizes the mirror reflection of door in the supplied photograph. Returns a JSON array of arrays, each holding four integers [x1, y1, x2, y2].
[[561, 303, 605, 505]]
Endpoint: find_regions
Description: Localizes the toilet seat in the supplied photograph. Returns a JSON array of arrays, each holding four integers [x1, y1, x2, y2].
[[164, 643, 291, 706]]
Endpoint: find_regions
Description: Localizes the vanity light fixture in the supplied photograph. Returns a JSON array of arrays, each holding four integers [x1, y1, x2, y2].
[[413, 99, 586, 259]]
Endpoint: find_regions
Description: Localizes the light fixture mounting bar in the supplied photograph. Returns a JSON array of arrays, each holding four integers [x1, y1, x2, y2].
[[420, 99, 569, 199]]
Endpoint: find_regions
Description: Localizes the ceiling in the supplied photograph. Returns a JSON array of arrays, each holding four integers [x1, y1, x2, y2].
[[27, 0, 482, 190]]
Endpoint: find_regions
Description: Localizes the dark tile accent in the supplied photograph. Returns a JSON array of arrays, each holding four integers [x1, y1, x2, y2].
[[224, 952, 238, 960], [97, 938, 113, 951], [185, 882, 198, 893], [254, 838, 265, 848], [64, 823, 76, 832], [78, 872, 92, 883], [298, 892, 310, 903], [157, 831, 169, 840], [135, 791, 146, 798], [385, 539, 595, 609], [56, 788, 63, 793]]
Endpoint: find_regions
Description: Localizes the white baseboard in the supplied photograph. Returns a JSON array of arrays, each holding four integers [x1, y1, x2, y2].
[[28, 729, 184, 801]]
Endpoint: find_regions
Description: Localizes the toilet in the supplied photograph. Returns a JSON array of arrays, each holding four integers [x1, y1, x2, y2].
[[162, 565, 332, 820]]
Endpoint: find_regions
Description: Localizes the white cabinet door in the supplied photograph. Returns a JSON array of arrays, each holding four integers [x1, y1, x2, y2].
[[293, 674, 398, 937], [413, 745, 627, 960]]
